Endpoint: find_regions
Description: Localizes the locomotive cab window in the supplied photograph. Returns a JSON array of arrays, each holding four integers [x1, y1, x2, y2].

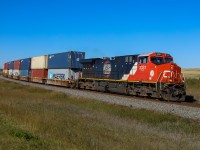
[[151, 57, 164, 64], [129, 56, 133, 62], [165, 58, 173, 63], [125, 57, 129, 62], [139, 56, 148, 64]]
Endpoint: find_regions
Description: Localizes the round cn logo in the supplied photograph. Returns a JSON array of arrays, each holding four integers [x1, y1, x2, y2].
[[150, 70, 154, 77], [103, 61, 111, 78]]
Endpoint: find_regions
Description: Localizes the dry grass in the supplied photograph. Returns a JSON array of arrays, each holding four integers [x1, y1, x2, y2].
[[186, 78, 200, 103], [182, 68, 200, 103], [0, 79, 200, 149], [182, 68, 200, 79]]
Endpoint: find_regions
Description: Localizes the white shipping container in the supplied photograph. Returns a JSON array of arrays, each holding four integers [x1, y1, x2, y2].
[[48, 69, 80, 80], [13, 70, 20, 76], [31, 55, 48, 69], [9, 69, 13, 75]]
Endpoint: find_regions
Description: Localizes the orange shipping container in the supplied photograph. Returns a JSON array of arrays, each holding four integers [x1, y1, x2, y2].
[[14, 60, 21, 70], [4, 62, 9, 70], [31, 69, 48, 79]]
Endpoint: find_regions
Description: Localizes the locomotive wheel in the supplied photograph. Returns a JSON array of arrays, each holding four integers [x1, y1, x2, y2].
[[161, 87, 185, 102], [69, 82, 76, 89]]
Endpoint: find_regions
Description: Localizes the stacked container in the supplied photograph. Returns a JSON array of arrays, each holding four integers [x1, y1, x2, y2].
[[13, 60, 21, 79], [31, 55, 48, 83], [3, 62, 9, 77], [47, 51, 85, 86], [8, 61, 14, 78], [20, 58, 31, 81]]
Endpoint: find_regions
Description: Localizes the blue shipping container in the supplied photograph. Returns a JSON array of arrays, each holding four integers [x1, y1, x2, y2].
[[20, 70, 30, 77], [9, 61, 14, 69], [48, 51, 85, 69], [48, 52, 69, 69], [20, 58, 31, 70], [70, 51, 85, 68]]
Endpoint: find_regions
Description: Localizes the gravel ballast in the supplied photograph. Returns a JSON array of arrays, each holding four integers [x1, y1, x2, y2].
[[1, 76, 200, 122]]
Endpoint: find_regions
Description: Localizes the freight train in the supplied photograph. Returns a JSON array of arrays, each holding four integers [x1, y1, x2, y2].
[[3, 51, 186, 102]]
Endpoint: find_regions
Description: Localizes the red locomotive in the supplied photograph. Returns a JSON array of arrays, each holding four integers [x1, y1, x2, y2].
[[79, 52, 186, 101]]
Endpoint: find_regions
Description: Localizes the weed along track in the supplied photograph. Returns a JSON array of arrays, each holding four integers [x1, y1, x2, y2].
[[1, 76, 200, 123]]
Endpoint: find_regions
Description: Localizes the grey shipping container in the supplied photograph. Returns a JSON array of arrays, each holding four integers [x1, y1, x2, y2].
[[48, 51, 85, 69], [48, 69, 80, 80], [20, 58, 31, 70], [20, 70, 30, 77], [9, 61, 14, 69]]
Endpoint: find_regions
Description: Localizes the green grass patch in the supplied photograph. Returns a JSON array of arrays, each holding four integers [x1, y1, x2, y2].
[[0, 117, 47, 150], [67, 99, 200, 134]]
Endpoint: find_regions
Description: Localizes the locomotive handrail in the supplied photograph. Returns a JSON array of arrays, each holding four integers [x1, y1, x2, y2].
[[156, 72, 163, 91], [157, 72, 163, 83]]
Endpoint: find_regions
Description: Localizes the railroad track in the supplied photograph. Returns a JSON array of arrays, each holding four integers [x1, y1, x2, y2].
[[1, 75, 200, 122], [87, 90, 200, 108], [1, 75, 199, 108]]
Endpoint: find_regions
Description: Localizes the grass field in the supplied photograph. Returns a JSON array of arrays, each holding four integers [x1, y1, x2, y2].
[[182, 68, 200, 79], [186, 78, 200, 102], [0, 79, 200, 149], [183, 68, 200, 102]]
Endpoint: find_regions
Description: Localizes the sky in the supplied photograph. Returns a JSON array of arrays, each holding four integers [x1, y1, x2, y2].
[[0, 0, 200, 68]]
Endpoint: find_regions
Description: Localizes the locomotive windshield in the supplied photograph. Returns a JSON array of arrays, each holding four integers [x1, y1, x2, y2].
[[151, 57, 174, 64], [151, 57, 164, 64], [165, 58, 173, 63]]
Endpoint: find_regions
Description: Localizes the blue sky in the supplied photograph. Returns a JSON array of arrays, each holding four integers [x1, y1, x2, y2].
[[0, 0, 200, 68]]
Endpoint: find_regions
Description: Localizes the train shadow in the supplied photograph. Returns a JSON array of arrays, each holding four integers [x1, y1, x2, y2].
[[185, 95, 197, 103]]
